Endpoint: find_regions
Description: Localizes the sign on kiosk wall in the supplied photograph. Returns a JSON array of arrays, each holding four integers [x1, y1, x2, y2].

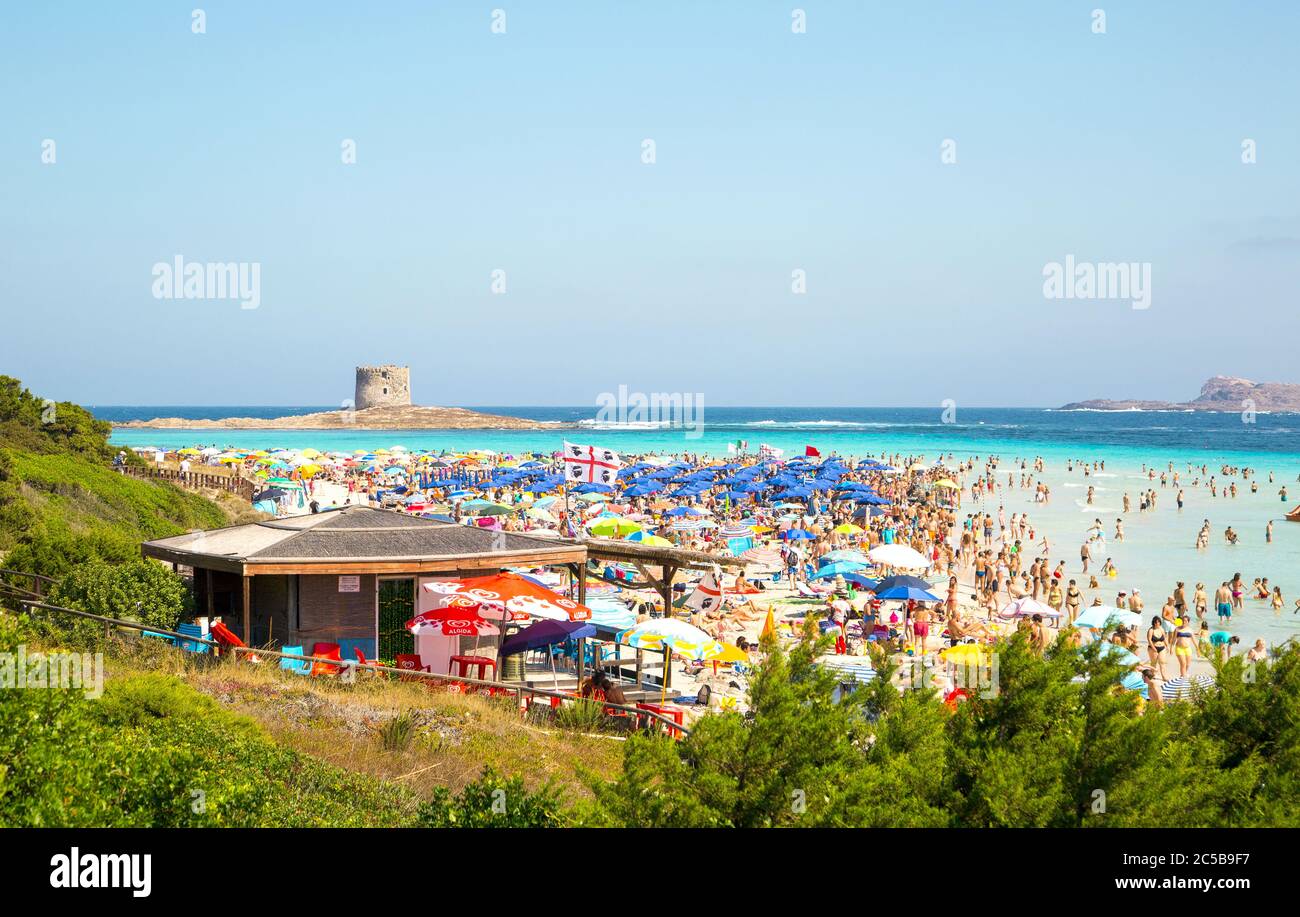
[[338, 575, 361, 593]]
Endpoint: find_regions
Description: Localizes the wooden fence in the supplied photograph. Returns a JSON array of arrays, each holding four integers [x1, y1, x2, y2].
[[18, 599, 690, 737], [118, 463, 256, 500]]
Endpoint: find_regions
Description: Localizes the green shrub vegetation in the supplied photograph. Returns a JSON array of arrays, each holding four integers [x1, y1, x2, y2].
[[0, 614, 419, 827], [586, 626, 1300, 828], [0, 376, 227, 581]]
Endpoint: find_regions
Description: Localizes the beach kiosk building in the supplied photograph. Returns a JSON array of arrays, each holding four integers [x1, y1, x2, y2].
[[140, 505, 588, 665]]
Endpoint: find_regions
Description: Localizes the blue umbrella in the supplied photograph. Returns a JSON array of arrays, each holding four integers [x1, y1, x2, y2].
[[809, 560, 868, 579], [874, 585, 941, 602], [779, 528, 815, 540], [664, 506, 705, 517], [1120, 670, 1149, 699], [571, 482, 614, 494], [874, 575, 934, 593], [500, 619, 597, 656], [843, 573, 880, 591], [623, 483, 662, 497]]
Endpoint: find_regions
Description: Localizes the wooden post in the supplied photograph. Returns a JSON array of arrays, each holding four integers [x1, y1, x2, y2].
[[242, 575, 252, 645], [205, 568, 214, 618]]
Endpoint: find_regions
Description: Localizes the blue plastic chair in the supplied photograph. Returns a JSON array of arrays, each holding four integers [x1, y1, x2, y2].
[[177, 622, 209, 654], [279, 645, 312, 675]]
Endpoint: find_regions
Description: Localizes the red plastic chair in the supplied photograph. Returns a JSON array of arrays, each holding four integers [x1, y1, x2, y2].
[[310, 642, 343, 676], [636, 702, 686, 739], [394, 654, 430, 683], [209, 621, 260, 663]]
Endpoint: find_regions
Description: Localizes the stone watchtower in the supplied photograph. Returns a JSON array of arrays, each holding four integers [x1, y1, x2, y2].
[[354, 365, 411, 410]]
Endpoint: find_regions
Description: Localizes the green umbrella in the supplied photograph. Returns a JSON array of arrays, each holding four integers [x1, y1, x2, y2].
[[460, 501, 514, 517], [588, 516, 643, 537]]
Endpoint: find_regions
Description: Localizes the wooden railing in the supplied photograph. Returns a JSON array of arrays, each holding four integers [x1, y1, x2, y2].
[[118, 463, 256, 500], [19, 600, 690, 737]]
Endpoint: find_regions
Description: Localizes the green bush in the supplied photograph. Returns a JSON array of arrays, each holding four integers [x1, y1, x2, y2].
[[0, 616, 420, 827], [591, 626, 1300, 828], [417, 767, 567, 827], [48, 559, 193, 631]]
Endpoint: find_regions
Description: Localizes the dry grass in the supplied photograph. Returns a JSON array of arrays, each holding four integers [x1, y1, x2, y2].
[[101, 641, 624, 801]]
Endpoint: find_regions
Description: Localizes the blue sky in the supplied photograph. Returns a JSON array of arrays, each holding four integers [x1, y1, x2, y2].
[[2, 1, 1297, 407]]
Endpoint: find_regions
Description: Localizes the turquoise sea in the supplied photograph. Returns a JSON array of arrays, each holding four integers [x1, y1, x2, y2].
[[100, 406, 1300, 649]]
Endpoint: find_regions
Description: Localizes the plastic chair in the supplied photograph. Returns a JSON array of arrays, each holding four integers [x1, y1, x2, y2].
[[279, 645, 311, 676], [394, 654, 430, 682], [177, 622, 209, 654], [310, 641, 343, 676]]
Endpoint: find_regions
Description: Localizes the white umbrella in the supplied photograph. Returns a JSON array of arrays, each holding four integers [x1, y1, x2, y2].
[[867, 544, 931, 569], [999, 597, 1062, 619]]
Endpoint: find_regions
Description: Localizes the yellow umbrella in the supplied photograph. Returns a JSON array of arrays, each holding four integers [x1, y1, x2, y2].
[[760, 608, 776, 641], [177, 447, 200, 455], [701, 643, 748, 664], [933, 479, 960, 489], [833, 523, 864, 535], [300, 448, 320, 459], [298, 464, 322, 477], [589, 517, 643, 537], [941, 644, 990, 665]]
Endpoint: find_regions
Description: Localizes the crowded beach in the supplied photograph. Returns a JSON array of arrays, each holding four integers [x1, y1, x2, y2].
[[122, 440, 1298, 716]]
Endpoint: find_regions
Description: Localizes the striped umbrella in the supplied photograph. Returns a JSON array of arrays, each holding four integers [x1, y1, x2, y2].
[[1160, 674, 1215, 701]]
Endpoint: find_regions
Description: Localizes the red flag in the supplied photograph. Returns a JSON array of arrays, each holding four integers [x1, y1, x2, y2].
[[805, 445, 821, 457]]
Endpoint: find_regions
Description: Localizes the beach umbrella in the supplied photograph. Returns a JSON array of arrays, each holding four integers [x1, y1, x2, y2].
[[500, 618, 598, 688], [867, 544, 931, 569], [253, 488, 288, 502], [820, 549, 870, 565], [405, 599, 501, 637], [1120, 670, 1149, 699], [625, 531, 673, 547], [873, 575, 934, 593], [423, 573, 592, 623], [460, 501, 514, 517], [941, 644, 991, 665], [1000, 597, 1062, 619], [843, 573, 880, 591], [588, 516, 642, 537], [809, 560, 868, 580], [619, 618, 715, 654], [779, 528, 815, 541], [1073, 605, 1142, 630], [875, 585, 941, 603], [664, 506, 705, 517], [819, 657, 878, 684], [584, 598, 638, 630], [832, 524, 864, 535], [500, 619, 596, 656], [1160, 674, 1215, 701]]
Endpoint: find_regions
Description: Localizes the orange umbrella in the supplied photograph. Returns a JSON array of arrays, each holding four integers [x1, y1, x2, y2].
[[760, 607, 776, 641], [422, 572, 592, 621]]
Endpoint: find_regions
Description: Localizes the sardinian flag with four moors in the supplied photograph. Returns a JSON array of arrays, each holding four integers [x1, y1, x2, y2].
[[563, 441, 622, 486]]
